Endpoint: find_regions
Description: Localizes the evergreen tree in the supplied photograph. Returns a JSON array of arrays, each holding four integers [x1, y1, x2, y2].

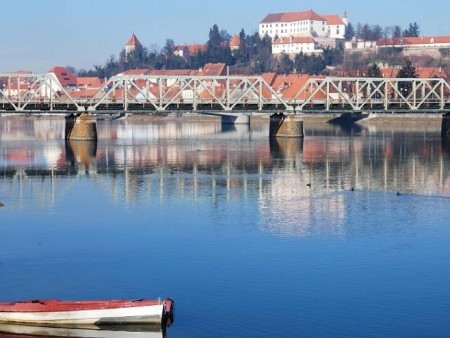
[[393, 26, 402, 38], [397, 60, 417, 95], [403, 22, 420, 37], [205, 24, 234, 65], [278, 54, 294, 74], [367, 63, 382, 77], [344, 23, 355, 41]]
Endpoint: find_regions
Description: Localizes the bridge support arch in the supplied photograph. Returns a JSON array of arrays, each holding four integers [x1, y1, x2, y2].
[[65, 113, 98, 141], [269, 113, 304, 138]]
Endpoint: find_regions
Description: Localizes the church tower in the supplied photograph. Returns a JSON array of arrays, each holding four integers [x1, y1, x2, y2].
[[125, 33, 142, 55], [343, 11, 349, 26]]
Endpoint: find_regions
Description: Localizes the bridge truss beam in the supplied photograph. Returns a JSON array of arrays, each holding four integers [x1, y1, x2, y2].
[[88, 75, 290, 112], [0, 73, 82, 112], [292, 77, 450, 112], [1, 73, 450, 114]]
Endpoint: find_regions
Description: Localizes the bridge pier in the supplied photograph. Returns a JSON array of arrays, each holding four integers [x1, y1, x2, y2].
[[65, 113, 97, 141], [269, 113, 304, 138], [442, 113, 450, 138]]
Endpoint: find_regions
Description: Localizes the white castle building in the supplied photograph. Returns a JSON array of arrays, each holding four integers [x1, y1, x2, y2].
[[259, 10, 347, 41]]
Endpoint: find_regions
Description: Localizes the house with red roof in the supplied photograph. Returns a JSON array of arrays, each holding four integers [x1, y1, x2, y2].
[[380, 66, 448, 80], [173, 44, 206, 58], [229, 34, 241, 51], [49, 66, 77, 88], [322, 15, 346, 39]]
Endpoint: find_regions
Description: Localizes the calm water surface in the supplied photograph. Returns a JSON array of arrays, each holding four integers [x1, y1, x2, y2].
[[1, 117, 450, 338]]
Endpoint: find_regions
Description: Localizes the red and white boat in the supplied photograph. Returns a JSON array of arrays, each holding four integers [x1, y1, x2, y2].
[[0, 299, 174, 328]]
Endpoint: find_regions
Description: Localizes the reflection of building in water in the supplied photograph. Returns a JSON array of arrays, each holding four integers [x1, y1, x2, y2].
[[1, 118, 450, 220], [258, 169, 347, 237], [99, 120, 222, 140], [0, 118, 65, 141]]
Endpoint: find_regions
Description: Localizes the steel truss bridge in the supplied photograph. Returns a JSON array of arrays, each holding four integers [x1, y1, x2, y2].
[[1, 73, 450, 114]]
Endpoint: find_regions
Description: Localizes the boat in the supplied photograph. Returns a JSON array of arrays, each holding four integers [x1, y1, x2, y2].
[[0, 298, 174, 328], [0, 323, 166, 338]]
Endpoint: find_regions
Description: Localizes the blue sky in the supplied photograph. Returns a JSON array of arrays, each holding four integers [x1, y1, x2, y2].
[[1, 0, 449, 73]]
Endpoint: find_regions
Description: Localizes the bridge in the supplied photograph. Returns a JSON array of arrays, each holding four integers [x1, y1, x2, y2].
[[1, 73, 450, 114]]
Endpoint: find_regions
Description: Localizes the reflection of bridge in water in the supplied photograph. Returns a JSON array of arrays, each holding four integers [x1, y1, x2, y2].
[[1, 73, 450, 114], [2, 131, 450, 210]]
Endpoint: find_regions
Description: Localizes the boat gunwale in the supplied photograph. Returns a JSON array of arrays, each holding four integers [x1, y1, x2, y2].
[[0, 299, 164, 313]]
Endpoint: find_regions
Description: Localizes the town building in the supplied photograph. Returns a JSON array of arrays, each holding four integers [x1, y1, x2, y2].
[[173, 44, 206, 58], [259, 10, 347, 40], [272, 36, 322, 57]]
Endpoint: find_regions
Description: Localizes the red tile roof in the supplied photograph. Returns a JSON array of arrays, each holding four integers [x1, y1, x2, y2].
[[380, 68, 399, 78], [126, 33, 142, 47], [322, 15, 344, 26], [229, 34, 241, 47], [174, 44, 206, 56], [380, 67, 448, 79], [416, 67, 448, 78], [261, 10, 325, 23], [281, 75, 325, 100], [202, 63, 227, 76], [378, 36, 450, 46], [148, 69, 193, 76], [121, 69, 151, 76], [261, 73, 277, 86], [49, 66, 77, 87], [77, 77, 104, 88]]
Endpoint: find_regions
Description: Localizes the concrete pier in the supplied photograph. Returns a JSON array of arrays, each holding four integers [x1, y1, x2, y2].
[[442, 113, 450, 138], [65, 113, 98, 141], [269, 113, 304, 138]]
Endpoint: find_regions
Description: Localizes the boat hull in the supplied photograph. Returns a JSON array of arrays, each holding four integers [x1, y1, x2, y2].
[[0, 299, 174, 327]]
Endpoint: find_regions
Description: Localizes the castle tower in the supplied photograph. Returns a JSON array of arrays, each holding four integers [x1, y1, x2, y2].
[[125, 33, 142, 55]]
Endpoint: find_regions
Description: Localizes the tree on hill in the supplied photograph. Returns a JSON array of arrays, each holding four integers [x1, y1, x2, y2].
[[205, 24, 234, 65], [393, 25, 402, 38], [367, 63, 382, 77], [277, 54, 294, 74], [344, 23, 355, 41], [403, 22, 420, 37]]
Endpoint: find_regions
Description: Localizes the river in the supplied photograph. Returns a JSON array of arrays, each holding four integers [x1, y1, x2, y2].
[[1, 116, 450, 337]]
